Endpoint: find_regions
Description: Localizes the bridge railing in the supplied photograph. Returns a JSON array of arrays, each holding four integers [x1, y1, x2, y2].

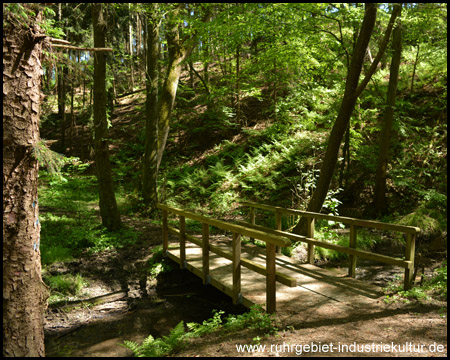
[[241, 201, 420, 290], [157, 203, 297, 313]]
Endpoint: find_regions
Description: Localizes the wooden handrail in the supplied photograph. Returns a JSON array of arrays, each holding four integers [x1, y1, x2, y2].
[[157, 203, 291, 247], [241, 201, 421, 234], [241, 201, 419, 290], [235, 221, 411, 268]]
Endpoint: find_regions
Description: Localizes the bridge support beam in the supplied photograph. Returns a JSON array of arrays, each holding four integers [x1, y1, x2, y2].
[[179, 215, 186, 269], [162, 210, 168, 256], [348, 224, 357, 277], [202, 223, 210, 285], [232, 232, 241, 305], [307, 218, 315, 264], [275, 211, 282, 254], [404, 233, 415, 290], [266, 242, 276, 314]]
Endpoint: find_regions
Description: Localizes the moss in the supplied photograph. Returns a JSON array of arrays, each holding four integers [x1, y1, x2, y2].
[[397, 211, 441, 239]]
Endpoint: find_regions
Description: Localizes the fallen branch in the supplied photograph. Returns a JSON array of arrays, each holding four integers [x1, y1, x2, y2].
[[116, 88, 146, 98], [49, 291, 127, 310], [51, 44, 113, 52]]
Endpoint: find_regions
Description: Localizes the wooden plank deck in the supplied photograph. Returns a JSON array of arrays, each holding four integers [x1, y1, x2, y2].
[[165, 237, 384, 316]]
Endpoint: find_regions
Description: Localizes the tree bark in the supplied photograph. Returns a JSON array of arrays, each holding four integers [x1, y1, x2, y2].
[[373, 11, 402, 214], [410, 44, 419, 94], [142, 3, 160, 212], [154, 5, 211, 171], [3, 6, 48, 356], [156, 6, 190, 171], [92, 3, 121, 231]]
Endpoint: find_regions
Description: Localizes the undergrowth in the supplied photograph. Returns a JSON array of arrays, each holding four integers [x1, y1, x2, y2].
[[43, 273, 89, 305], [39, 168, 141, 266], [122, 304, 278, 357], [383, 260, 447, 304]]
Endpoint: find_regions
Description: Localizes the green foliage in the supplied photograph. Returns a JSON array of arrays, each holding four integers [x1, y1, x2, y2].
[[224, 305, 278, 334], [398, 209, 441, 238], [383, 261, 447, 303], [186, 310, 224, 337], [314, 226, 380, 262], [122, 305, 279, 357], [39, 170, 140, 265], [122, 321, 186, 357], [187, 304, 278, 338], [44, 273, 89, 304], [147, 246, 174, 278], [33, 141, 69, 181], [40, 210, 140, 265]]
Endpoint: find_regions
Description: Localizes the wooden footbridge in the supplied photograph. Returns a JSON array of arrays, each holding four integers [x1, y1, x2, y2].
[[157, 202, 420, 314]]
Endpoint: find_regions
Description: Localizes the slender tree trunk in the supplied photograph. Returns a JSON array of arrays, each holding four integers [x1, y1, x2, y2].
[[70, 55, 75, 155], [294, 4, 378, 235], [339, 124, 350, 188], [156, 47, 185, 171], [128, 3, 135, 90], [410, 44, 419, 94], [3, 6, 48, 356], [142, 4, 159, 212], [293, 4, 401, 235], [373, 12, 402, 214], [92, 3, 121, 231], [155, 5, 211, 171], [203, 35, 210, 88], [156, 7, 189, 171], [58, 63, 67, 152], [236, 45, 241, 125]]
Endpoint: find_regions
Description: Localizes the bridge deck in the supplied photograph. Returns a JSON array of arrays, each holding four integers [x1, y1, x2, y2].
[[165, 237, 384, 316]]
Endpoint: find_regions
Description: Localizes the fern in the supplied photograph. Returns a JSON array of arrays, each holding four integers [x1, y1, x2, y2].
[[122, 321, 186, 357], [32, 140, 68, 181]]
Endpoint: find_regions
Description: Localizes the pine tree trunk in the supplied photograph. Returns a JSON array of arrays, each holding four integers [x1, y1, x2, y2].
[[92, 3, 121, 231], [142, 4, 159, 212], [3, 6, 48, 356], [57, 64, 67, 152], [373, 12, 402, 214]]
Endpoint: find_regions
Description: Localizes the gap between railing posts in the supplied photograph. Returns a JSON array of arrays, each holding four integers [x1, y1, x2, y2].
[[240, 201, 420, 291]]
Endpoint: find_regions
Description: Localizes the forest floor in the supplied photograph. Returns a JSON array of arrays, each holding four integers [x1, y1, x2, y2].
[[43, 215, 447, 357]]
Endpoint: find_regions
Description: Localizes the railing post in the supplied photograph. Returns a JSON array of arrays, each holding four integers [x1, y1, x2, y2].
[[232, 232, 241, 305], [307, 217, 315, 264], [266, 242, 276, 314], [202, 223, 210, 285], [162, 209, 168, 256], [348, 224, 357, 277], [249, 206, 255, 243], [179, 215, 186, 269], [404, 233, 415, 290], [275, 211, 282, 254]]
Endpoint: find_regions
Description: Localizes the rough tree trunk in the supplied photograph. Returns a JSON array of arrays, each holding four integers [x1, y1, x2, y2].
[[3, 5, 48, 356], [142, 3, 160, 212], [92, 3, 121, 231], [156, 6, 188, 171]]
